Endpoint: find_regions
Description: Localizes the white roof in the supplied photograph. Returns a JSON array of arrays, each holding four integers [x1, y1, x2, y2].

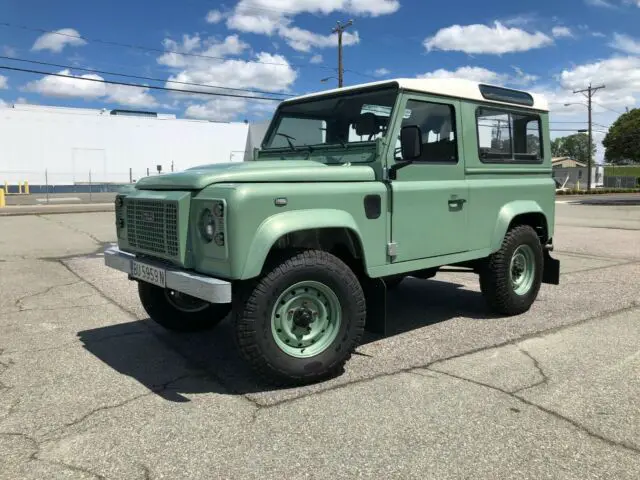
[[284, 77, 549, 111]]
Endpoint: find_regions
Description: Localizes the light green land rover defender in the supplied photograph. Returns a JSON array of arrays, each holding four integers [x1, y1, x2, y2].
[[105, 78, 560, 385]]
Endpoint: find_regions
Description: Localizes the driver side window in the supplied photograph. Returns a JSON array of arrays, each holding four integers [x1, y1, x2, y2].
[[396, 100, 458, 163]]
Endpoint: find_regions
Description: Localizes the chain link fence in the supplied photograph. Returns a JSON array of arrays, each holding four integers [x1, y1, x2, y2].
[[0, 168, 167, 205], [603, 175, 639, 189]]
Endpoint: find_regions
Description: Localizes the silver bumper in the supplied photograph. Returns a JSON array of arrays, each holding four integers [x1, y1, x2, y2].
[[104, 246, 231, 304]]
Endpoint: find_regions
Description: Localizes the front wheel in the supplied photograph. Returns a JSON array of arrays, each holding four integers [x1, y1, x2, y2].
[[233, 249, 366, 385], [138, 282, 231, 332], [479, 225, 544, 316]]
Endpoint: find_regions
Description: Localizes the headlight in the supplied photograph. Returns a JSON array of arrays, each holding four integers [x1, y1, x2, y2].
[[198, 208, 215, 242]]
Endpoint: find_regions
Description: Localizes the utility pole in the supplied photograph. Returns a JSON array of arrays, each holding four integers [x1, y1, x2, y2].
[[332, 20, 353, 88], [573, 83, 605, 193]]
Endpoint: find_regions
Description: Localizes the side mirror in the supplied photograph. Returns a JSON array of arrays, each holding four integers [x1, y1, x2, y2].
[[400, 125, 422, 160]]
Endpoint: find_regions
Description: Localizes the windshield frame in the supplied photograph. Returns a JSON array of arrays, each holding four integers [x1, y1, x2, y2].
[[260, 83, 400, 155]]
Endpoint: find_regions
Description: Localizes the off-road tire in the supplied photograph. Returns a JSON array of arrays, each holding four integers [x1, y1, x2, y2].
[[233, 249, 366, 386], [479, 225, 544, 316], [138, 282, 231, 332]]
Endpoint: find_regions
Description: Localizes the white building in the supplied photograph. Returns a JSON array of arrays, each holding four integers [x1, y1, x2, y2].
[[0, 103, 255, 187]]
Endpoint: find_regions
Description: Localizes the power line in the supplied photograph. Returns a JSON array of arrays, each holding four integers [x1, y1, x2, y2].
[[0, 64, 288, 102], [0, 55, 295, 97], [0, 21, 336, 71]]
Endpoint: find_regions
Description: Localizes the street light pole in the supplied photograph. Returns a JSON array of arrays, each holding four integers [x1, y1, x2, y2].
[[332, 20, 353, 88], [572, 83, 605, 193]]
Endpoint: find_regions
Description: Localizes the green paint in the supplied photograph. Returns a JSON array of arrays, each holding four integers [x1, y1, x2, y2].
[[113, 80, 558, 289], [271, 280, 342, 358]]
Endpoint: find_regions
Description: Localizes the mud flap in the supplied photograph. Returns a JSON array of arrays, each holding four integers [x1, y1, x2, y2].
[[361, 276, 387, 336], [542, 249, 560, 285]]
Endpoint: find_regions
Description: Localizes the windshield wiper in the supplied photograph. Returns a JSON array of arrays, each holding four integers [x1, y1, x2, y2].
[[276, 133, 296, 151]]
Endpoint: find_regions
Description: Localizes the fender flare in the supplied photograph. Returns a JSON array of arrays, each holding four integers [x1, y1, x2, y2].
[[240, 209, 365, 279], [490, 200, 547, 252]]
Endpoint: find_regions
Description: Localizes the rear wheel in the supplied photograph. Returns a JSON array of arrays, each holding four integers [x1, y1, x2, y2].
[[138, 282, 231, 332], [479, 225, 543, 316], [233, 249, 366, 385]]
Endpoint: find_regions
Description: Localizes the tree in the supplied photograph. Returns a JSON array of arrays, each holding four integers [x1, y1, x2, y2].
[[602, 108, 640, 164], [550, 133, 595, 164]]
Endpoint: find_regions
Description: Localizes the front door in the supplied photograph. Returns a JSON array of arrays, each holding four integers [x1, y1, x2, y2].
[[389, 94, 468, 263]]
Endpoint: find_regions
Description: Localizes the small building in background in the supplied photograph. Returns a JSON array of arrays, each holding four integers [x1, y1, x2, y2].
[[0, 103, 251, 189], [552, 157, 604, 190]]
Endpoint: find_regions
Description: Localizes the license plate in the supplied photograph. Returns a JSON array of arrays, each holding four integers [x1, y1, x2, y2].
[[131, 260, 166, 288]]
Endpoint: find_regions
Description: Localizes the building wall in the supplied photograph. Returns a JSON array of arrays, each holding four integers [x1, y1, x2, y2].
[[0, 104, 250, 185], [552, 166, 604, 189]]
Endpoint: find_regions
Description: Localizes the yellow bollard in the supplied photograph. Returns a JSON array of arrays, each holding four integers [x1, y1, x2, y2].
[[3, 181, 7, 194], [24, 181, 29, 195], [0, 187, 5, 208], [18, 182, 22, 194]]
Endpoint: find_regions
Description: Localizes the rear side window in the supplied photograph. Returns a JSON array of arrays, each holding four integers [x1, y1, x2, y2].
[[476, 107, 543, 163]]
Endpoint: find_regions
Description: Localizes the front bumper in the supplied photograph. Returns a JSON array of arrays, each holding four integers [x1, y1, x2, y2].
[[104, 246, 232, 304]]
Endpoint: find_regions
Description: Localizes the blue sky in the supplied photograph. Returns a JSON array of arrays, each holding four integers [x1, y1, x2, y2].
[[1, 0, 639, 161]]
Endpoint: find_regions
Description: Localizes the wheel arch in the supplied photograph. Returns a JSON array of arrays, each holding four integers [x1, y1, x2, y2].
[[239, 209, 367, 280], [490, 201, 549, 252]]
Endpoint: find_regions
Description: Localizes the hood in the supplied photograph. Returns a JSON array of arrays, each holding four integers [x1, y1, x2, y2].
[[134, 160, 376, 190]]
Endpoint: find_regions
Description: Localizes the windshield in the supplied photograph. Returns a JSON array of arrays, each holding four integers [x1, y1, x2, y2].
[[262, 87, 399, 153]]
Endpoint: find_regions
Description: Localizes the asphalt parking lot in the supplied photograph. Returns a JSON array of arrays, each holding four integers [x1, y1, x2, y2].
[[1, 196, 639, 479]]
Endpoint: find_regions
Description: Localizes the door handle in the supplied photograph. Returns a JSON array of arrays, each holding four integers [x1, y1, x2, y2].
[[448, 198, 467, 208]]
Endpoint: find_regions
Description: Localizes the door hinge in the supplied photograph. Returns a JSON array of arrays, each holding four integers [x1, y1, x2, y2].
[[387, 242, 398, 257]]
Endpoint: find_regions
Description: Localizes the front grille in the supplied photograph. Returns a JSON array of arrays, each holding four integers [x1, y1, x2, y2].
[[126, 199, 179, 257]]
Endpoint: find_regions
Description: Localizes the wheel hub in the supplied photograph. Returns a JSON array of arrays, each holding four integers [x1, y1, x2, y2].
[[292, 306, 315, 329], [510, 245, 535, 296], [271, 281, 342, 359]]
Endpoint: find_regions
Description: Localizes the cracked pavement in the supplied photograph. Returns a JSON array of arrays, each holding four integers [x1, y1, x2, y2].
[[1, 204, 639, 479]]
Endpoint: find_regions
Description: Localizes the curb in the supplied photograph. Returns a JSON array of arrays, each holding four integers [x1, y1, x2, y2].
[[0, 203, 115, 216]]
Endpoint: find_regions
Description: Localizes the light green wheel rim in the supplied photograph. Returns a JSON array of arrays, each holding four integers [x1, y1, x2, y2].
[[271, 280, 342, 358], [510, 244, 536, 296]]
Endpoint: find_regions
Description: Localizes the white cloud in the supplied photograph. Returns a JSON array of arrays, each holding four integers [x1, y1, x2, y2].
[[610, 33, 640, 55], [23, 69, 105, 99], [0, 75, 8, 89], [416, 65, 538, 87], [585, 0, 615, 7], [165, 52, 297, 96], [558, 56, 640, 110], [31, 28, 87, 53], [0, 99, 7, 108], [278, 25, 359, 52], [157, 34, 249, 68], [185, 97, 247, 121], [185, 96, 277, 121], [206, 10, 224, 24], [158, 35, 297, 120], [374, 68, 391, 77], [552, 26, 573, 38], [309, 54, 323, 64], [586, 0, 640, 6], [22, 69, 158, 107], [104, 84, 158, 108], [1, 45, 17, 57], [226, 0, 396, 51], [424, 21, 554, 55]]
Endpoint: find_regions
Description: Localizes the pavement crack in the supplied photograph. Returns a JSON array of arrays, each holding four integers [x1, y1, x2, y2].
[[427, 367, 640, 456], [14, 281, 83, 311], [510, 347, 549, 394], [36, 214, 102, 245], [43, 372, 201, 441], [0, 431, 106, 479]]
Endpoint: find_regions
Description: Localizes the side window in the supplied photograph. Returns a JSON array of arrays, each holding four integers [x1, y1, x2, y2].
[[476, 107, 543, 163], [396, 99, 458, 163]]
